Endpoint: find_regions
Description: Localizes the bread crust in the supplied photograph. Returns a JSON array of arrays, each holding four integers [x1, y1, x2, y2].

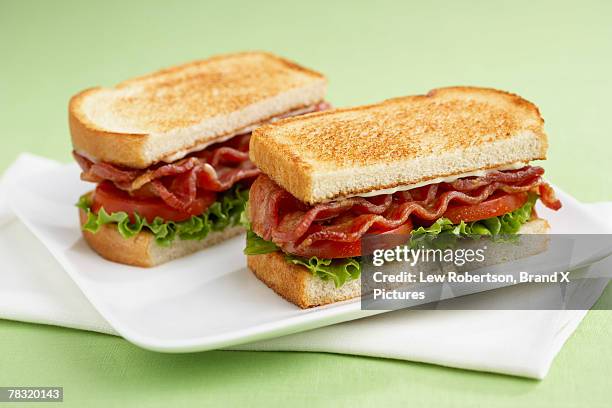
[[250, 86, 548, 204], [247, 251, 361, 308], [247, 251, 310, 308], [69, 51, 326, 169], [79, 208, 243, 267], [247, 218, 550, 308]]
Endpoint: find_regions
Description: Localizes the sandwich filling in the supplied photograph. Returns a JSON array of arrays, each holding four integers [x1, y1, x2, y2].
[[245, 166, 562, 287], [75, 102, 330, 245]]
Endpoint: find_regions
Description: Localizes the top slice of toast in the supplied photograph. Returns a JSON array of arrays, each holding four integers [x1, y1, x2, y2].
[[250, 87, 548, 204], [69, 51, 327, 168]]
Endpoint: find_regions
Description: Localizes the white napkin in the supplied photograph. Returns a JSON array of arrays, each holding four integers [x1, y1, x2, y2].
[[1, 154, 610, 379]]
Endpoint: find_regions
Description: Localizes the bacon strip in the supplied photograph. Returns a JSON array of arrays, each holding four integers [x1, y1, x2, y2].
[[74, 134, 259, 210], [296, 181, 541, 249], [538, 183, 562, 210], [249, 167, 562, 255], [210, 147, 250, 167], [448, 166, 544, 191]]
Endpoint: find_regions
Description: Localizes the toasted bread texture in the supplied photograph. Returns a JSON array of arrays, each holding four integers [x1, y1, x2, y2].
[[250, 86, 548, 204], [248, 218, 550, 308], [79, 208, 243, 267], [247, 251, 362, 308], [70, 51, 327, 169], [516, 217, 550, 234]]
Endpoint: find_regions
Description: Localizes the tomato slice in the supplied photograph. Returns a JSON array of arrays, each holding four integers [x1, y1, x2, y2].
[[288, 220, 413, 259], [91, 181, 217, 223], [442, 192, 528, 224]]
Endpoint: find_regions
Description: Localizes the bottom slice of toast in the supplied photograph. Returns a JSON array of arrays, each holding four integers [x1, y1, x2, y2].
[[80, 208, 243, 267], [247, 251, 361, 308]]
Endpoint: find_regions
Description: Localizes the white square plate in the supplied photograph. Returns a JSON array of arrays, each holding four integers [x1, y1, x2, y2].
[[5, 161, 610, 352]]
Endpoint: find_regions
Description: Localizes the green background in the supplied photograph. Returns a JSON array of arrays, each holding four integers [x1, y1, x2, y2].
[[1, 0, 611, 406]]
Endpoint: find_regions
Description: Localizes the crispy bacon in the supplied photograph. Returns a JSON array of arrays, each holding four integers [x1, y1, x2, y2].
[[448, 166, 544, 191], [538, 182, 562, 210], [210, 147, 250, 167], [295, 182, 541, 249], [249, 167, 562, 254], [74, 134, 259, 210]]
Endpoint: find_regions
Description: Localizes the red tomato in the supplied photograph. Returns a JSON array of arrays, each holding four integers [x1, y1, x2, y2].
[[91, 181, 216, 223], [443, 192, 528, 224], [289, 220, 413, 259]]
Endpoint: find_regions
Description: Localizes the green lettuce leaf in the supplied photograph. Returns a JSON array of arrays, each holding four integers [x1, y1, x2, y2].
[[244, 229, 280, 255], [77, 185, 249, 247], [285, 254, 361, 288], [244, 228, 360, 288], [410, 193, 538, 248]]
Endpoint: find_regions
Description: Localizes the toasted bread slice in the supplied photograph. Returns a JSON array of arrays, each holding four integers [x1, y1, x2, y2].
[[70, 51, 326, 169], [250, 87, 547, 204], [248, 218, 550, 308], [79, 208, 243, 267], [247, 250, 362, 308]]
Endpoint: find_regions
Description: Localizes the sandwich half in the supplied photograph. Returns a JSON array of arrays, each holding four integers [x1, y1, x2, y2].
[[245, 86, 562, 308], [71, 51, 328, 267]]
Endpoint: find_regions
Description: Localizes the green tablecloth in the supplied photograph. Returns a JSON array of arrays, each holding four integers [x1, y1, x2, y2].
[[1, 1, 611, 406]]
